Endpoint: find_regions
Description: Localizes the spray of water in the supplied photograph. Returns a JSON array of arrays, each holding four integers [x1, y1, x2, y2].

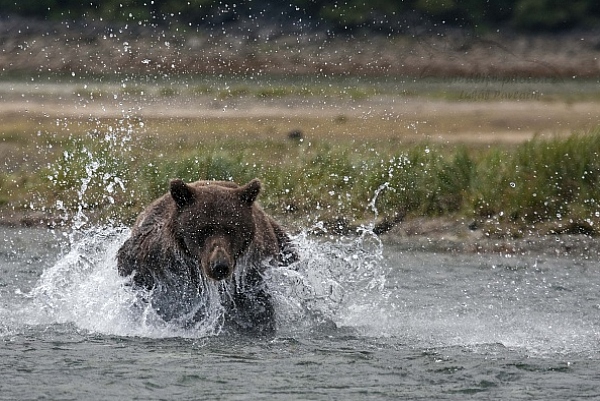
[[15, 220, 388, 338]]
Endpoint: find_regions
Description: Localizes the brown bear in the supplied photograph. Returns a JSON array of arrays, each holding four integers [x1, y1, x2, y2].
[[117, 178, 298, 334]]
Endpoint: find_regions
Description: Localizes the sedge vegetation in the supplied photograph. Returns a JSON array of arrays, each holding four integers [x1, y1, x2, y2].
[[2, 114, 600, 237]]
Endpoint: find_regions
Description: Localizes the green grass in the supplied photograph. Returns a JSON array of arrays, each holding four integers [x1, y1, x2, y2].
[[2, 121, 600, 235], [2, 71, 600, 233]]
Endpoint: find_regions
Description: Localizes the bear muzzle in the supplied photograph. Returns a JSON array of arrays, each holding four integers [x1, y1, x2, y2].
[[204, 245, 235, 281], [209, 259, 231, 281]]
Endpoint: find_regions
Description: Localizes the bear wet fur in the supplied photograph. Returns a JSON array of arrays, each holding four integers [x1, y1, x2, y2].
[[117, 178, 298, 334]]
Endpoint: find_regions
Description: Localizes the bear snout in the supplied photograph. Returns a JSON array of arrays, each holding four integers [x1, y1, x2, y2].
[[210, 260, 230, 281], [203, 243, 235, 281]]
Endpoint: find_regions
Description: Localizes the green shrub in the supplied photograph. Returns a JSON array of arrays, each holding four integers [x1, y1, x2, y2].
[[7, 123, 600, 231]]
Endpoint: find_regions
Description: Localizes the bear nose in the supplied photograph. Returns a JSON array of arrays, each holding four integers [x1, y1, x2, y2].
[[210, 261, 230, 281]]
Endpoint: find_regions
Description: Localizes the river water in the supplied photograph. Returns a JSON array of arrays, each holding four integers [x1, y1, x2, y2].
[[1, 226, 599, 400]]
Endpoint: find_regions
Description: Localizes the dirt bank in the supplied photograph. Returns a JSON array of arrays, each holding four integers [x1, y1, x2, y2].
[[1, 17, 600, 78], [378, 216, 600, 258], [1, 91, 599, 146]]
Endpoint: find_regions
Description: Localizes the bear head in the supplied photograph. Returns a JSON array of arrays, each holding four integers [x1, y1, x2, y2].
[[169, 178, 261, 281]]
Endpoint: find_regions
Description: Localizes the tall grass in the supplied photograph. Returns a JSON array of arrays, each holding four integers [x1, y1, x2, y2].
[[473, 133, 600, 223], [2, 126, 600, 233]]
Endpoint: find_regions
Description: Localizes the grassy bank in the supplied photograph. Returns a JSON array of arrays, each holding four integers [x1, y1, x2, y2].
[[2, 111, 600, 236]]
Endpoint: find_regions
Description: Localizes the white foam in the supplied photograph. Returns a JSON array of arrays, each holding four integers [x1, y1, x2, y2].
[[14, 225, 389, 339]]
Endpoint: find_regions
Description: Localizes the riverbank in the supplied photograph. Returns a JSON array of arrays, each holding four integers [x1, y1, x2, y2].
[[2, 17, 600, 78], [2, 209, 600, 259], [2, 80, 600, 252]]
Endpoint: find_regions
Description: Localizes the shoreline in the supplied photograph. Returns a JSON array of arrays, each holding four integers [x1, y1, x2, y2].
[[2, 90, 600, 257], [2, 209, 598, 258]]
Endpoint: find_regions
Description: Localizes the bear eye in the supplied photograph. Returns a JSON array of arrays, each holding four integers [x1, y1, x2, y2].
[[193, 227, 213, 240]]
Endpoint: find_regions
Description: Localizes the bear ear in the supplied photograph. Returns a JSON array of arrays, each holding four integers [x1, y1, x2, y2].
[[238, 178, 261, 206], [170, 179, 195, 209]]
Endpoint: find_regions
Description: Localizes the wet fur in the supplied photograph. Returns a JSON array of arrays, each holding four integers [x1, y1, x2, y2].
[[117, 179, 298, 334]]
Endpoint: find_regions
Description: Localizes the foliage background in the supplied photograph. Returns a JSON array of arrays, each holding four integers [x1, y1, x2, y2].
[[1, 0, 599, 32]]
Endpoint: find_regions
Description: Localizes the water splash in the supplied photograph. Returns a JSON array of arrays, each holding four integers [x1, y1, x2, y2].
[[19, 227, 138, 334], [12, 222, 388, 339], [45, 119, 135, 231], [72, 151, 100, 230]]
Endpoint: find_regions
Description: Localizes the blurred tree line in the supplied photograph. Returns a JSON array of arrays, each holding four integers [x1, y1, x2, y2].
[[0, 0, 598, 32]]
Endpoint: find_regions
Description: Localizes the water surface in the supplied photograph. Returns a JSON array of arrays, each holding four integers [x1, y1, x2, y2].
[[1, 227, 599, 400]]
